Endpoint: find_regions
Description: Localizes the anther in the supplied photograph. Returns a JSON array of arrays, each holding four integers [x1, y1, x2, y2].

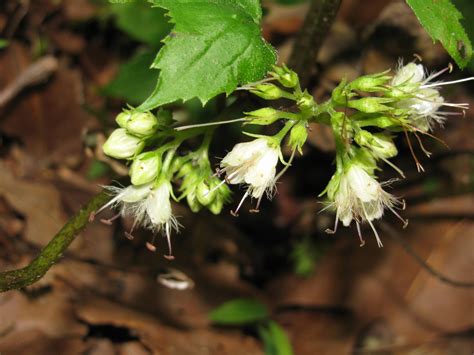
[[146, 242, 157, 252]]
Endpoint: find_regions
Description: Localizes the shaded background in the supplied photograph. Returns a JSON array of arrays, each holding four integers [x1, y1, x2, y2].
[[0, 0, 473, 354]]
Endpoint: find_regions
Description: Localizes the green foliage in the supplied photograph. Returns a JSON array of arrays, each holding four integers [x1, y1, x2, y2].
[[110, 0, 171, 46], [406, 0, 472, 68], [209, 298, 269, 325], [86, 159, 111, 180], [139, 0, 276, 110], [452, 0, 474, 71], [258, 321, 294, 355], [103, 50, 159, 104], [0, 39, 8, 49]]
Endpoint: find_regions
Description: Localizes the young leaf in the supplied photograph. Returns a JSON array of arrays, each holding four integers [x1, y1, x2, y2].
[[139, 0, 277, 111], [209, 298, 269, 325], [406, 0, 472, 68], [258, 321, 294, 355]]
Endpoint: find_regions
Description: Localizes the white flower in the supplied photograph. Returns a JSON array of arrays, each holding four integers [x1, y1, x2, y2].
[[92, 181, 179, 259], [327, 165, 404, 247], [103, 128, 143, 159], [219, 138, 279, 215], [391, 62, 471, 132], [142, 182, 180, 259]]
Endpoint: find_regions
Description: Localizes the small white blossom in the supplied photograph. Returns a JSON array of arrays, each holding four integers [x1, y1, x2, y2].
[[219, 138, 279, 215], [391, 62, 471, 132], [327, 165, 405, 247], [92, 181, 179, 259]]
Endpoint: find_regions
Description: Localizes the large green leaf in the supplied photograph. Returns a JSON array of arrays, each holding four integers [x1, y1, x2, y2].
[[406, 0, 472, 68], [209, 298, 269, 325], [452, 0, 474, 71], [139, 0, 276, 111]]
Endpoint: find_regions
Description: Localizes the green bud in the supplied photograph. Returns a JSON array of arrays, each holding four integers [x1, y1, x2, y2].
[[347, 97, 394, 113], [288, 122, 308, 154], [126, 112, 158, 137], [177, 161, 195, 178], [271, 64, 299, 88], [186, 190, 203, 213], [208, 196, 224, 215], [296, 90, 315, 111], [355, 131, 397, 159], [245, 107, 280, 125], [196, 181, 216, 206], [115, 111, 132, 128], [348, 72, 391, 92], [331, 79, 355, 105], [250, 84, 285, 100], [103, 128, 143, 159], [129, 152, 161, 185]]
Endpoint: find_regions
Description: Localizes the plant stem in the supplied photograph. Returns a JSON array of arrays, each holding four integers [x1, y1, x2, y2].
[[0, 191, 110, 293], [288, 0, 342, 87]]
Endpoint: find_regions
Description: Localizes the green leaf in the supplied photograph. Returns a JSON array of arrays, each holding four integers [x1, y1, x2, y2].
[[110, 1, 171, 46], [406, 0, 472, 68], [0, 39, 8, 49], [209, 298, 269, 325], [103, 50, 159, 104], [451, 0, 474, 71], [87, 159, 111, 180], [258, 321, 294, 355], [139, 0, 276, 111]]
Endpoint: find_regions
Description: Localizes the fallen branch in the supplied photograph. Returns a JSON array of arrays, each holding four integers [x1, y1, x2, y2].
[[0, 191, 110, 292]]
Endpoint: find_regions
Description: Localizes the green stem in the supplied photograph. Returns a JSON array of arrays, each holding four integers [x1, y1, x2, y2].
[[0, 191, 111, 293], [274, 120, 296, 142]]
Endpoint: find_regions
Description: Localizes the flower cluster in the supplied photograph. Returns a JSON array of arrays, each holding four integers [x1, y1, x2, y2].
[[94, 61, 471, 254]]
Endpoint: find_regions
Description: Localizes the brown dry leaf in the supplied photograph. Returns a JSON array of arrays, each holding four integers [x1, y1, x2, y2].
[[266, 219, 474, 349], [0, 329, 86, 355], [0, 42, 88, 167], [0, 162, 66, 246], [75, 296, 263, 355]]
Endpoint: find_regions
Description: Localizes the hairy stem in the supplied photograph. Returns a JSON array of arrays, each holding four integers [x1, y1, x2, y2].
[[288, 0, 342, 87], [0, 191, 110, 292]]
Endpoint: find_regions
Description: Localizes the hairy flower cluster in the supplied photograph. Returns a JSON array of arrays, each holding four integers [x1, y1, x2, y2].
[[93, 62, 471, 254]]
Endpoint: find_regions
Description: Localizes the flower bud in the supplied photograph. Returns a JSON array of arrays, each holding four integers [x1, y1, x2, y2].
[[208, 196, 224, 215], [244, 107, 281, 125], [348, 72, 391, 92], [186, 190, 202, 213], [355, 131, 397, 159], [347, 97, 394, 113], [250, 84, 286, 100], [196, 181, 216, 206], [296, 90, 315, 111], [103, 128, 143, 159], [126, 112, 158, 137], [115, 111, 132, 128], [271, 64, 299, 88], [288, 122, 308, 154], [129, 152, 161, 185]]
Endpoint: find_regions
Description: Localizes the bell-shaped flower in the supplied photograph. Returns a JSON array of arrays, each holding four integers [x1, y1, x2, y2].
[[219, 137, 280, 215], [390, 62, 471, 132], [325, 164, 405, 247]]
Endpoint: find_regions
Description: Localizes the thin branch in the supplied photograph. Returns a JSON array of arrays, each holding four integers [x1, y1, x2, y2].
[[0, 191, 110, 293], [288, 0, 342, 87]]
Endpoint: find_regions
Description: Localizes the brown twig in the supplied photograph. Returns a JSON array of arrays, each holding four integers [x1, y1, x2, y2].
[[288, 0, 342, 87], [0, 55, 58, 108], [0, 191, 110, 292]]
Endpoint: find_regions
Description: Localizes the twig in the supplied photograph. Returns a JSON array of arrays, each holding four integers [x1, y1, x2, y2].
[[0, 191, 110, 292], [288, 0, 342, 87], [381, 223, 474, 288], [0, 55, 58, 108]]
